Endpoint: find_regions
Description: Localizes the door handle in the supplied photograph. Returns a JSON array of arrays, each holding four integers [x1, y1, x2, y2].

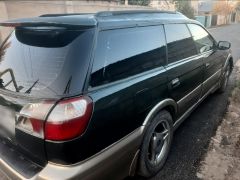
[[205, 63, 210, 68], [171, 78, 180, 88]]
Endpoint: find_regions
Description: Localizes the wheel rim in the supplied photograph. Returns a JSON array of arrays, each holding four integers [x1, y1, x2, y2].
[[148, 119, 171, 165]]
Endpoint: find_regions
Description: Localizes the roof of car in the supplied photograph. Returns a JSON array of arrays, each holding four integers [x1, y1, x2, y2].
[[0, 10, 198, 29]]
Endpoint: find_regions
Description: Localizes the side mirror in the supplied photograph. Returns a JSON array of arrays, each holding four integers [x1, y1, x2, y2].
[[217, 41, 231, 50]]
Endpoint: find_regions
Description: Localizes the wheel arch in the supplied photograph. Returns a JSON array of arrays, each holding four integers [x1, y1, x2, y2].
[[142, 98, 177, 127], [129, 99, 177, 177], [224, 54, 234, 72]]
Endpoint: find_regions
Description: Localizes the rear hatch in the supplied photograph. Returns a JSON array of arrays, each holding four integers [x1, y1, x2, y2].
[[0, 22, 94, 177]]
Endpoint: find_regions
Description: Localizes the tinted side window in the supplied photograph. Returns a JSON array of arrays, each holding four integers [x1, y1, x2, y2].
[[90, 26, 166, 87], [165, 24, 197, 64], [187, 24, 214, 53]]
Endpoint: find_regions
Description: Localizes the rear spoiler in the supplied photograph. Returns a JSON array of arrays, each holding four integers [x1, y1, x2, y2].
[[0, 16, 97, 28]]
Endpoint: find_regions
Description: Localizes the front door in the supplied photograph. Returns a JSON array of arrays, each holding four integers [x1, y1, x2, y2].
[[164, 24, 204, 116], [187, 24, 224, 95]]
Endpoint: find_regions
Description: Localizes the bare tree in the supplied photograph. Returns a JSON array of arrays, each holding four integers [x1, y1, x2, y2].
[[213, 0, 234, 24], [174, 0, 195, 19], [235, 1, 240, 11]]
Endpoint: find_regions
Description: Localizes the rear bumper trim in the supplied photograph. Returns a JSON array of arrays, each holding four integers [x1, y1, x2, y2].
[[1, 127, 144, 180], [0, 137, 42, 180], [0, 158, 26, 180]]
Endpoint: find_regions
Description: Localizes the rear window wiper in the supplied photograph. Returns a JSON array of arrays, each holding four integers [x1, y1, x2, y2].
[[25, 79, 39, 94], [63, 76, 72, 94]]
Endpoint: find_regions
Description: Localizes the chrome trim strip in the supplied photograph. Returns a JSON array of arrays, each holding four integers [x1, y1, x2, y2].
[[166, 54, 202, 69], [173, 82, 219, 130], [203, 69, 222, 87], [88, 66, 166, 92], [177, 84, 202, 106], [176, 69, 221, 109]]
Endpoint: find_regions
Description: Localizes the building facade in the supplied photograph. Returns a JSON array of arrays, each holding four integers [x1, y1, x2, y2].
[[0, 0, 154, 43]]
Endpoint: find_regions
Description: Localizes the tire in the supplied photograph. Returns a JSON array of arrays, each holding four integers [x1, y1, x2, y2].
[[218, 64, 231, 93], [138, 110, 173, 178]]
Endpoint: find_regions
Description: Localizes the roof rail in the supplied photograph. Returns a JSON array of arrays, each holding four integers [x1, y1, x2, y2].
[[96, 10, 178, 17], [40, 13, 93, 17]]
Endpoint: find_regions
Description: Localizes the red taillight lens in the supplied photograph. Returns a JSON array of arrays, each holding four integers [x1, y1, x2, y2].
[[17, 96, 93, 141], [45, 97, 93, 141]]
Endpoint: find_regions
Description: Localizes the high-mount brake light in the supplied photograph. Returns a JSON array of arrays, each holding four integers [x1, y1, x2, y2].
[[16, 96, 93, 141]]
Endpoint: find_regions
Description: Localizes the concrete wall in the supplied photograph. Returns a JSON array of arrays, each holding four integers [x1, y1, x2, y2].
[[0, 0, 153, 43], [217, 15, 228, 26], [195, 15, 211, 27], [149, 0, 175, 11], [237, 12, 240, 22], [195, 16, 205, 26]]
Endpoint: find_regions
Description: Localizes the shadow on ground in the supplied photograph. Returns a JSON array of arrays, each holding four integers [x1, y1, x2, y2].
[[127, 70, 235, 180]]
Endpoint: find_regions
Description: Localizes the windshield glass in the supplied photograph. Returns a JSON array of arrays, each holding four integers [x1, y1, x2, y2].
[[0, 27, 94, 98]]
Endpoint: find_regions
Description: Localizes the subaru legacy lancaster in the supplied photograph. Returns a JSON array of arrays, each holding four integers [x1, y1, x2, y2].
[[0, 11, 233, 179]]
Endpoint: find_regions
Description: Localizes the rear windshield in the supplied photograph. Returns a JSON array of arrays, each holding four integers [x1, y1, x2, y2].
[[0, 27, 94, 98]]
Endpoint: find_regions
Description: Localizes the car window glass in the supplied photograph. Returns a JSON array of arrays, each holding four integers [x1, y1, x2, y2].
[[0, 28, 94, 97], [188, 24, 214, 53], [165, 24, 197, 64], [90, 25, 166, 87]]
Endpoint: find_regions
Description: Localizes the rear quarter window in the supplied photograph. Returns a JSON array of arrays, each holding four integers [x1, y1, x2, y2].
[[90, 25, 166, 87]]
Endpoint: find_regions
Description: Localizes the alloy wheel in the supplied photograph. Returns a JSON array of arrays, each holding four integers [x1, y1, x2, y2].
[[148, 120, 171, 165]]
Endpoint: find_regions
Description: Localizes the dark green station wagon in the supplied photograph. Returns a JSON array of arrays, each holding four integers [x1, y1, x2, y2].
[[0, 10, 233, 180]]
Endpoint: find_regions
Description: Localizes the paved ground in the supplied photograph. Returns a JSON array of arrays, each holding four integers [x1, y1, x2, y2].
[[0, 170, 8, 180], [209, 23, 240, 62], [134, 23, 240, 180], [198, 61, 240, 180], [0, 24, 240, 180]]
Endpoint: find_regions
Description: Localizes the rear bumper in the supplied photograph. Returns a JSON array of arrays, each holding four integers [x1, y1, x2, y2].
[[0, 127, 144, 180]]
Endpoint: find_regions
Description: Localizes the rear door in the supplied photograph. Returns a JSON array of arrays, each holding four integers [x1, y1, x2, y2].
[[87, 25, 169, 160], [187, 24, 224, 95], [164, 24, 204, 116]]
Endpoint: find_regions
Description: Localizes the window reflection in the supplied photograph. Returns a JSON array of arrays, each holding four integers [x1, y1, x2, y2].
[[187, 24, 214, 53], [165, 24, 198, 64], [0, 68, 23, 92], [0, 28, 94, 97], [0, 40, 11, 63], [91, 26, 166, 87], [0, 40, 21, 91]]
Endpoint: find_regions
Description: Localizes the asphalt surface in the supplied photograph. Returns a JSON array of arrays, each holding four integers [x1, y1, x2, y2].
[[210, 23, 240, 62], [132, 23, 240, 180], [0, 24, 240, 180]]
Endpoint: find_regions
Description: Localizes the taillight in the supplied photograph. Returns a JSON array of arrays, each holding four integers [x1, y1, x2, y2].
[[45, 97, 93, 141], [17, 101, 54, 138], [16, 96, 93, 141]]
